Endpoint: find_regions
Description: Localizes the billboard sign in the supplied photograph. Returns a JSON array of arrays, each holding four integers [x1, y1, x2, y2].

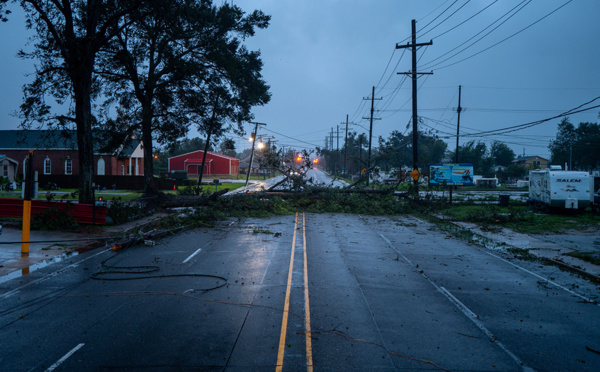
[[429, 163, 474, 186]]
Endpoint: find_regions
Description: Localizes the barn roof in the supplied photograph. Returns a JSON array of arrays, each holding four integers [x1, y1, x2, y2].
[[169, 150, 239, 162]]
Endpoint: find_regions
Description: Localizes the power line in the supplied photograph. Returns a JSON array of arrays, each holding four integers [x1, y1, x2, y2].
[[262, 127, 322, 148], [428, 1, 499, 40], [419, 0, 472, 39], [461, 95, 600, 137], [374, 49, 398, 89], [421, 0, 531, 70], [418, 0, 461, 36], [395, 0, 454, 45], [433, 0, 574, 71], [375, 49, 406, 95]]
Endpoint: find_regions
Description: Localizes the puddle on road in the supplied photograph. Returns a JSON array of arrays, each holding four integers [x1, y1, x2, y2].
[[0, 251, 79, 285]]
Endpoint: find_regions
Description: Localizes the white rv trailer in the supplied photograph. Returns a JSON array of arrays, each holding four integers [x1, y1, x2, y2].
[[529, 167, 592, 209]]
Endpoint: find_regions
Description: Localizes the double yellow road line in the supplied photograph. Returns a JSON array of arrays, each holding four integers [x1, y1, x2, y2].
[[276, 212, 313, 372]]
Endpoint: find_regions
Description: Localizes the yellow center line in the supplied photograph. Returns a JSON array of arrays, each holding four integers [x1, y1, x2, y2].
[[302, 212, 313, 371], [276, 212, 298, 371]]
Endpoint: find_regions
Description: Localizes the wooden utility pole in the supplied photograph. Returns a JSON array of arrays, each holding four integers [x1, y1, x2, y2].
[[331, 127, 335, 174], [455, 85, 462, 163], [396, 19, 433, 189], [450, 85, 462, 204], [343, 115, 348, 178], [336, 125, 340, 176], [246, 122, 266, 187], [362, 86, 381, 186]]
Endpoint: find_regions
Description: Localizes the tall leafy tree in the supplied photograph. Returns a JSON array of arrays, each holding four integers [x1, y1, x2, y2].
[[549, 118, 576, 167], [377, 130, 447, 172], [449, 140, 493, 175], [549, 118, 600, 170], [2, 0, 141, 203], [573, 122, 600, 170], [490, 140, 516, 167], [218, 138, 237, 158], [170, 137, 211, 157], [99, 0, 270, 195]]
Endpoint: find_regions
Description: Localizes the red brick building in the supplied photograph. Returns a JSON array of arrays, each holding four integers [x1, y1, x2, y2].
[[0, 130, 144, 178], [168, 150, 239, 176]]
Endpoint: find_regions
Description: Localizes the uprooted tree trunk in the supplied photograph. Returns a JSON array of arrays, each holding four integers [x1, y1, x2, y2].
[[158, 188, 230, 208]]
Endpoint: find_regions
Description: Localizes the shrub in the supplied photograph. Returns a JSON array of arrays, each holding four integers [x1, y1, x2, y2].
[[31, 206, 79, 231], [107, 198, 144, 224]]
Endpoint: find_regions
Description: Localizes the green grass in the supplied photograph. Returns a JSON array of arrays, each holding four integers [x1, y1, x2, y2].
[[439, 204, 600, 234], [565, 251, 600, 265], [0, 182, 249, 202]]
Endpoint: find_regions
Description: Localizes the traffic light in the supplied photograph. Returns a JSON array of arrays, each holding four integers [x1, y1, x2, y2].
[[313, 158, 319, 164]]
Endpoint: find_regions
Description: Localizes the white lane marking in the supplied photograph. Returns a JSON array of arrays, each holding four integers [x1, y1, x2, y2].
[[45, 343, 85, 372], [482, 250, 597, 305], [378, 233, 413, 265], [183, 222, 236, 264], [377, 232, 530, 371], [183, 248, 202, 264], [438, 287, 531, 371], [182, 241, 215, 264], [1, 249, 111, 300]]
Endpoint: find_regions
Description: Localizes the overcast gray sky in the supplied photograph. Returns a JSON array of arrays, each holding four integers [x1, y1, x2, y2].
[[1, 0, 599, 160]]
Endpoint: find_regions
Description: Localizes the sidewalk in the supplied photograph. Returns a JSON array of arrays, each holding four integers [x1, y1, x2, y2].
[[0, 213, 169, 281], [452, 221, 600, 280]]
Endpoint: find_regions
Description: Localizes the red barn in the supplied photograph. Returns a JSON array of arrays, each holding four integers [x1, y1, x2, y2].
[[168, 150, 240, 176]]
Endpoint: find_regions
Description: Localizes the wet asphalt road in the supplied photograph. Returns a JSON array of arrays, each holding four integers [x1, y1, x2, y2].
[[1, 213, 600, 371]]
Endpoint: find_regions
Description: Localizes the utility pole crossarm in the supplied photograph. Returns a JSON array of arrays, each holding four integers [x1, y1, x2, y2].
[[397, 72, 434, 75], [362, 86, 383, 186], [395, 40, 432, 49]]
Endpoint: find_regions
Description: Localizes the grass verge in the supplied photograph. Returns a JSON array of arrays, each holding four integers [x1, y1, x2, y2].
[[439, 204, 600, 234]]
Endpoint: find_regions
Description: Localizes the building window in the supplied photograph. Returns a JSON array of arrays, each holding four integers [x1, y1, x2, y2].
[[64, 158, 72, 175], [121, 165, 125, 175], [97, 158, 105, 175], [2, 165, 7, 177], [44, 157, 51, 175]]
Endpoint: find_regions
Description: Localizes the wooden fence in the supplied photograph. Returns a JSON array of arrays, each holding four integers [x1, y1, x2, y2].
[[0, 198, 107, 225]]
